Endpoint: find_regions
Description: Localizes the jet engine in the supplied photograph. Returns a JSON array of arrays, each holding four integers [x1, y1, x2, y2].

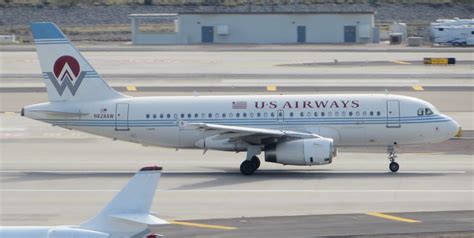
[[265, 138, 334, 166], [48, 228, 109, 238]]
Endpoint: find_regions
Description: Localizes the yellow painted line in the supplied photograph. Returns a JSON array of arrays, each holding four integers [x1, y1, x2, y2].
[[391, 60, 411, 65], [366, 212, 421, 223], [126, 85, 137, 91], [266, 85, 277, 91], [169, 220, 237, 230], [412, 85, 424, 91], [4, 112, 16, 115]]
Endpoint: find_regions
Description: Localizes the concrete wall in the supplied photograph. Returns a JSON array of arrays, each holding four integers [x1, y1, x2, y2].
[[177, 13, 374, 44]]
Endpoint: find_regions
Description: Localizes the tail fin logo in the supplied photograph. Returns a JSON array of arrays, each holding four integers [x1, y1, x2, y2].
[[46, 55, 86, 96]]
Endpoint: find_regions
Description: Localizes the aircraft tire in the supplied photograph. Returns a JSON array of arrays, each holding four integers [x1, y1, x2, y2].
[[389, 162, 399, 173], [240, 160, 257, 175], [251, 156, 261, 169]]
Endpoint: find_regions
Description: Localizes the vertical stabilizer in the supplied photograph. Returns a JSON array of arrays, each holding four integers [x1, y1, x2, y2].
[[80, 166, 167, 237], [31, 22, 124, 102]]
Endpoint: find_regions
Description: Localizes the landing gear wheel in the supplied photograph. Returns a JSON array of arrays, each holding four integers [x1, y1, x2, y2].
[[240, 160, 257, 175], [250, 156, 261, 169], [389, 162, 399, 173]]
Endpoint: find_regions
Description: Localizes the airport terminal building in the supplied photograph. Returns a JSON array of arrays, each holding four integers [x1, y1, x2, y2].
[[129, 12, 375, 44]]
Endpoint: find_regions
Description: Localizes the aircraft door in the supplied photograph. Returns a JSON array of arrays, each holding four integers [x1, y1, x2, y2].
[[386, 100, 401, 128], [277, 109, 284, 124], [115, 103, 130, 131]]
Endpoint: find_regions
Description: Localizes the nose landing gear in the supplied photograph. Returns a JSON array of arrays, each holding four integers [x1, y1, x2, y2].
[[387, 144, 399, 172]]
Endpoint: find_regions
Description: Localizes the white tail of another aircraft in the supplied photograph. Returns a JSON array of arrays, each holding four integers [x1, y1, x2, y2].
[[80, 166, 168, 237], [31, 22, 125, 102]]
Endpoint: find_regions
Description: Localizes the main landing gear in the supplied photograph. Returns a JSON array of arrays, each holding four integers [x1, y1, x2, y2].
[[387, 144, 399, 173], [240, 156, 261, 175]]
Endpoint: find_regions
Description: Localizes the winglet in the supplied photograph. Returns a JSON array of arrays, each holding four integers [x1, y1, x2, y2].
[[80, 166, 164, 236]]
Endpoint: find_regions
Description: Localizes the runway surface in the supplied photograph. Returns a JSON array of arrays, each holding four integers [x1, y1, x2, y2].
[[0, 46, 473, 236]]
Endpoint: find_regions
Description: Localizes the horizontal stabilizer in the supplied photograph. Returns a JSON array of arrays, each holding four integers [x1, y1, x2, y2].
[[111, 214, 169, 225], [29, 109, 89, 117]]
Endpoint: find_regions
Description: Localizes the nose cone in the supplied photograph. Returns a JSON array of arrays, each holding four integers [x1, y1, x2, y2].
[[447, 118, 461, 139]]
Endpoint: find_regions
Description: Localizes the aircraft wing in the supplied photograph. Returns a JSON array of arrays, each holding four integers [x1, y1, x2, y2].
[[186, 123, 319, 143]]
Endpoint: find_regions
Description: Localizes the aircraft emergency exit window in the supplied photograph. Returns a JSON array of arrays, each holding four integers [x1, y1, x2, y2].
[[425, 108, 434, 115], [146, 114, 150, 119], [417, 108, 424, 116]]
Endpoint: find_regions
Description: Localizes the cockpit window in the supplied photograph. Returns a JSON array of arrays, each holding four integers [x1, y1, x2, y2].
[[425, 108, 434, 115], [417, 108, 424, 116]]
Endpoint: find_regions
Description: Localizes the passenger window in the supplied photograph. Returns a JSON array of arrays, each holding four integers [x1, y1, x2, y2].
[[194, 113, 198, 118], [356, 111, 360, 117], [153, 114, 157, 119], [417, 108, 424, 116], [257, 112, 261, 117], [335, 112, 339, 117], [342, 111, 346, 117], [180, 113, 184, 118], [215, 113, 219, 118], [321, 112, 325, 117], [290, 112, 294, 117], [307, 112, 311, 117], [425, 108, 434, 115], [250, 113, 254, 118], [328, 112, 332, 117], [243, 113, 247, 118], [349, 111, 353, 116], [187, 113, 191, 118], [300, 112, 304, 117], [236, 113, 240, 118], [370, 111, 374, 116], [201, 113, 205, 118], [264, 112, 268, 117], [377, 111, 381, 116], [363, 111, 367, 117], [222, 113, 226, 118], [208, 113, 212, 118], [314, 112, 318, 117], [271, 112, 275, 117], [160, 114, 164, 119], [174, 114, 178, 119], [146, 114, 150, 119], [167, 114, 171, 118], [229, 113, 233, 118]]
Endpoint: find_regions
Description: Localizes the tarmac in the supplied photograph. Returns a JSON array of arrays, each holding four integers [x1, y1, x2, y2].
[[0, 45, 473, 237]]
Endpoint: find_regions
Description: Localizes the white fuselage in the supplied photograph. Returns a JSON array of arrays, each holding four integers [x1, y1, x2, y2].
[[24, 94, 459, 151]]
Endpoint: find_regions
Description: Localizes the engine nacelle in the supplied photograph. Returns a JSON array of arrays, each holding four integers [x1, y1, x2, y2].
[[265, 138, 334, 166], [48, 227, 109, 238]]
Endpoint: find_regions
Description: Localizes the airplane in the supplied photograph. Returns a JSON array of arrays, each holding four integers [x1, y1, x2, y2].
[[22, 22, 461, 175], [0, 166, 167, 238]]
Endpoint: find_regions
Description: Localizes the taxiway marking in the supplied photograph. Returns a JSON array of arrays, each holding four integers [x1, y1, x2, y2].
[[412, 85, 424, 91], [366, 212, 421, 223], [391, 60, 412, 65], [169, 220, 237, 230]]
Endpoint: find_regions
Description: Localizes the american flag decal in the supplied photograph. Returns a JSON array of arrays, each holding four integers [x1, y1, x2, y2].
[[232, 101, 247, 109]]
